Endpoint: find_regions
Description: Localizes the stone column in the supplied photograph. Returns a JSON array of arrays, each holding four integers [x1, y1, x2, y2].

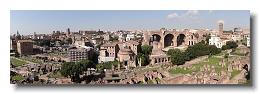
[[173, 37, 177, 47]]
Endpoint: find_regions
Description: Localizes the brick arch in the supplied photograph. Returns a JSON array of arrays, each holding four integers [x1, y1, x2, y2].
[[145, 30, 195, 48], [176, 33, 186, 46], [164, 34, 174, 47]]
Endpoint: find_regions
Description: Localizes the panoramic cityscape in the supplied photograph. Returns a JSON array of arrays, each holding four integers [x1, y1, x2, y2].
[[10, 10, 251, 84]]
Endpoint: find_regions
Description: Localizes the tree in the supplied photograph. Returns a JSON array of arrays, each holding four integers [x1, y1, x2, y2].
[[109, 36, 119, 41], [208, 45, 221, 55], [221, 41, 238, 50], [60, 60, 94, 83], [167, 49, 186, 65], [96, 63, 103, 71], [205, 34, 211, 44], [137, 45, 153, 66], [95, 60, 120, 70], [66, 38, 73, 44], [184, 42, 209, 60], [226, 41, 238, 49], [221, 45, 229, 50], [34, 39, 51, 46], [141, 45, 153, 55]]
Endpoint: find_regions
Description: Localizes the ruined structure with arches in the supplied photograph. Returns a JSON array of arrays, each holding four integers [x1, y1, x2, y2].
[[142, 28, 205, 65], [142, 28, 200, 49]]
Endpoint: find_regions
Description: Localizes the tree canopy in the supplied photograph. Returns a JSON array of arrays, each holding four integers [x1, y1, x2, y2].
[[60, 60, 95, 82], [96, 60, 120, 70], [137, 45, 153, 66], [167, 41, 221, 65], [222, 41, 238, 50], [167, 49, 186, 65]]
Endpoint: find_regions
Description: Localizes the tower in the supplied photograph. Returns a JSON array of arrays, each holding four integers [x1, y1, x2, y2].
[[16, 30, 21, 40], [66, 28, 71, 36], [143, 31, 149, 45], [218, 20, 224, 35]]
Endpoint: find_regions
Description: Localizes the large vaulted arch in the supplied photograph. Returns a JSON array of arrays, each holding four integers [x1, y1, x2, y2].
[[164, 34, 174, 47], [177, 34, 186, 46], [151, 34, 161, 42]]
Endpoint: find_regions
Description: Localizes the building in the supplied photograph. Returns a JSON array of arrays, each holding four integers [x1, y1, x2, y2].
[[10, 39, 17, 51], [126, 33, 135, 41], [149, 41, 170, 65], [116, 41, 141, 68], [74, 39, 93, 47], [209, 35, 225, 48], [118, 34, 126, 42], [234, 27, 243, 32], [68, 46, 93, 62], [231, 34, 242, 42], [66, 28, 71, 37], [218, 20, 224, 35], [103, 34, 110, 41], [17, 40, 33, 55], [142, 28, 201, 48], [99, 42, 119, 63], [247, 37, 250, 47], [117, 45, 136, 68]]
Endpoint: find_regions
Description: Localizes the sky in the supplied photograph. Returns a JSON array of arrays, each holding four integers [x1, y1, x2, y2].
[[10, 10, 250, 35]]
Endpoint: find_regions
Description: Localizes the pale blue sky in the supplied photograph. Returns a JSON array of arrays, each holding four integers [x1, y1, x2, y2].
[[11, 10, 250, 35]]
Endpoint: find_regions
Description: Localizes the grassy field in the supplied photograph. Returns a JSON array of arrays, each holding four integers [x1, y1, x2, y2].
[[232, 48, 247, 56], [10, 57, 28, 67], [169, 56, 223, 75], [20, 56, 42, 64], [11, 75, 25, 81], [231, 70, 241, 79]]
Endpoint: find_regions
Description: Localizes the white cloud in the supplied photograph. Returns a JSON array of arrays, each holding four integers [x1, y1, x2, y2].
[[184, 10, 199, 17], [167, 10, 199, 19], [167, 10, 200, 23], [167, 13, 179, 19]]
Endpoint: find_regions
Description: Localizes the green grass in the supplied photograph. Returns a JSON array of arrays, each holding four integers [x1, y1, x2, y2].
[[215, 51, 226, 56], [11, 57, 28, 67], [168, 56, 224, 75], [11, 75, 24, 81], [155, 77, 161, 83], [231, 70, 241, 79], [147, 80, 154, 84], [20, 56, 42, 64], [231, 48, 247, 56]]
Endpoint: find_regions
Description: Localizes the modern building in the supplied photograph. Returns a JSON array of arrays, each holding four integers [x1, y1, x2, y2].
[[68, 46, 93, 62], [17, 40, 33, 55]]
